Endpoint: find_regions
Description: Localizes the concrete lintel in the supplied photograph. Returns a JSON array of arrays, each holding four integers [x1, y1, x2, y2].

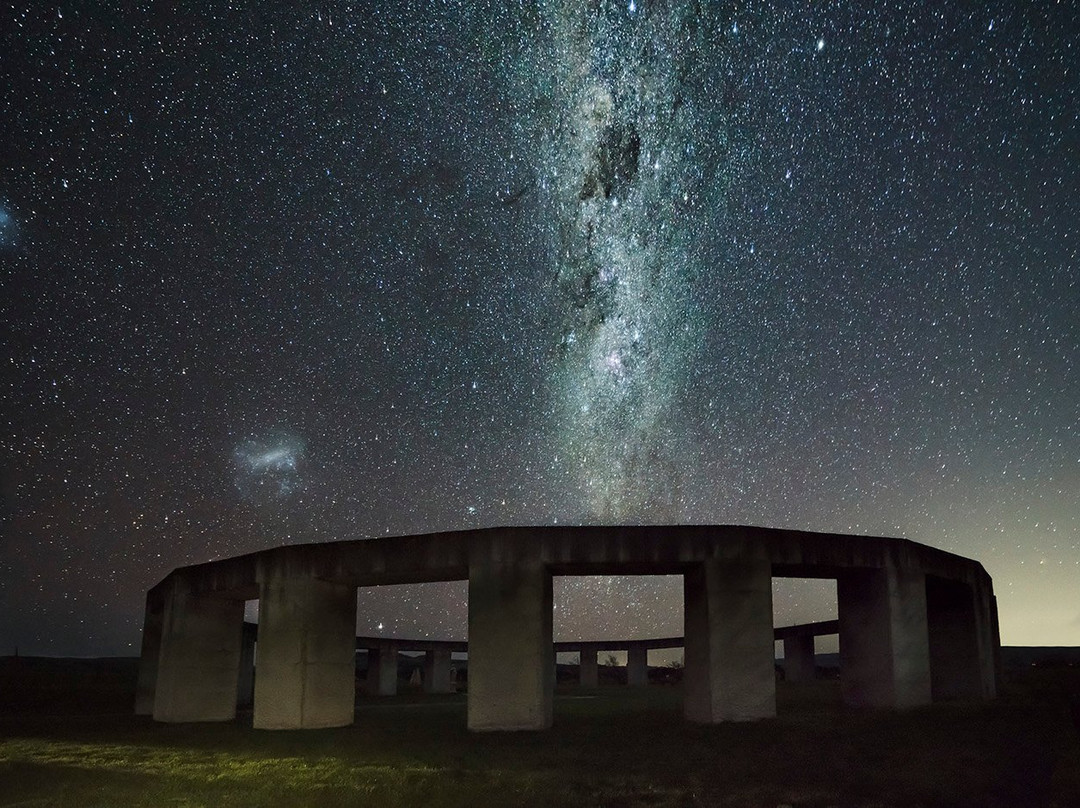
[[357, 636, 467, 654], [773, 619, 838, 641], [154, 526, 995, 610]]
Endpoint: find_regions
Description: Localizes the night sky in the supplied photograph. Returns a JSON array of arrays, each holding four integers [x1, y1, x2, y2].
[[2, 1, 1077, 658]]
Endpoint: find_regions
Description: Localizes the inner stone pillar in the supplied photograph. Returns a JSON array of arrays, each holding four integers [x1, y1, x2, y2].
[[362, 648, 377, 694], [783, 634, 816, 683], [627, 644, 648, 686], [253, 576, 357, 729], [236, 624, 256, 707], [838, 566, 931, 708], [683, 556, 776, 722], [134, 587, 164, 716], [579, 648, 599, 688], [467, 560, 553, 731], [153, 583, 245, 723], [424, 648, 453, 694], [366, 642, 399, 696]]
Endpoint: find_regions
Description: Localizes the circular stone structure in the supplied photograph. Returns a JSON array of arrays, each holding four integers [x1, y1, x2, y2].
[[135, 525, 1000, 731]]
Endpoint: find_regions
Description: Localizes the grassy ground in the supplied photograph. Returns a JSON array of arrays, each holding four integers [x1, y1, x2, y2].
[[0, 659, 1078, 807]]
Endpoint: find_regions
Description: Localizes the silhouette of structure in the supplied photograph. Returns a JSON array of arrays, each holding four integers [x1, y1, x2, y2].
[[136, 526, 1000, 731], [225, 617, 838, 700]]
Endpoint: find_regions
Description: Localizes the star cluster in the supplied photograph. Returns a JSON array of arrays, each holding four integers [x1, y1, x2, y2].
[[1, 1, 1077, 656]]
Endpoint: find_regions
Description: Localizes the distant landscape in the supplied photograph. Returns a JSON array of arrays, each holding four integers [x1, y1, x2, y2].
[[0, 649, 1078, 806]]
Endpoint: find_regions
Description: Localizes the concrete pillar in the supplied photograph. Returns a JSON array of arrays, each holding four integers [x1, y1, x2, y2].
[[153, 583, 245, 722], [838, 566, 931, 709], [579, 648, 599, 688], [990, 594, 1002, 695], [134, 587, 164, 715], [926, 575, 978, 700], [927, 574, 997, 701], [974, 581, 999, 700], [237, 625, 256, 707], [683, 556, 776, 723], [424, 648, 453, 694], [783, 634, 816, 683], [362, 648, 375, 693], [253, 576, 357, 729], [366, 643, 398, 696], [627, 644, 648, 687], [467, 560, 553, 731]]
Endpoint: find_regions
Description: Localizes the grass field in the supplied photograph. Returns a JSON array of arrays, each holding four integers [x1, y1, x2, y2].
[[1, 658, 1078, 807]]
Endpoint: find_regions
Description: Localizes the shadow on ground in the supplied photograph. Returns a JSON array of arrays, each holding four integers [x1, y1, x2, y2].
[[1, 658, 1078, 807]]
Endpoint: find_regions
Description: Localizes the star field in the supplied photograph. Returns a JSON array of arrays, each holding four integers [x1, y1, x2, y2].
[[1, 1, 1077, 656]]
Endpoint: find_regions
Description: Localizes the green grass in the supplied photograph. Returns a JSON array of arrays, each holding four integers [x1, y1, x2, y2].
[[1, 662, 1079, 807]]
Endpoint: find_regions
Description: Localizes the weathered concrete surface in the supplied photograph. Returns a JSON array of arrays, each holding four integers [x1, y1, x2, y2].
[[839, 567, 931, 708], [156, 525, 994, 598], [467, 557, 553, 731], [684, 557, 776, 722], [153, 583, 245, 722], [424, 648, 453, 694], [627, 644, 649, 687], [774, 620, 838, 640], [579, 648, 599, 687], [253, 575, 356, 729], [134, 587, 164, 715], [783, 634, 816, 683]]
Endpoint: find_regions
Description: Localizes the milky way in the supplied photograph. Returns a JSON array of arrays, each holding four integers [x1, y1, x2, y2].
[[2, 2, 1077, 655], [539, 0, 721, 523]]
